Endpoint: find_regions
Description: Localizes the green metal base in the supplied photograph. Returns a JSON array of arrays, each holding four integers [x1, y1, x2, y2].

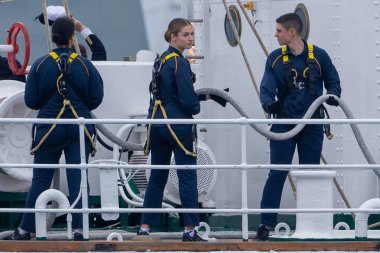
[[2, 191, 380, 234]]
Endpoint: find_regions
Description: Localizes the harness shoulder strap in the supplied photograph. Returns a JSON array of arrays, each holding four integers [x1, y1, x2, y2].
[[307, 43, 315, 60], [49, 52, 78, 63], [306, 43, 321, 74], [69, 52, 78, 63], [280, 45, 295, 91], [281, 45, 289, 63], [281, 44, 316, 63], [162, 52, 179, 75], [49, 51, 60, 62], [150, 52, 180, 99], [162, 52, 179, 63]]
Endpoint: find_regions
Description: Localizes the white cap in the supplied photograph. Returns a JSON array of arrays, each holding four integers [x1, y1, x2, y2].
[[46, 6, 67, 21]]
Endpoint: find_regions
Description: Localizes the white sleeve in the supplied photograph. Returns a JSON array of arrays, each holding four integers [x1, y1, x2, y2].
[[80, 28, 93, 39]]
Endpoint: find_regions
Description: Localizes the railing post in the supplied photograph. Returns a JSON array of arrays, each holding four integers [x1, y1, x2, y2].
[[241, 117, 249, 241], [78, 118, 89, 240]]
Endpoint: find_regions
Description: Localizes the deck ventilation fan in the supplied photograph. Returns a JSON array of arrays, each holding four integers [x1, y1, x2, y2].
[[146, 139, 217, 207]]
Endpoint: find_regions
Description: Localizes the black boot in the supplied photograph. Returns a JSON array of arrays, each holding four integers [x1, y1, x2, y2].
[[254, 225, 270, 241], [73, 232, 85, 241]]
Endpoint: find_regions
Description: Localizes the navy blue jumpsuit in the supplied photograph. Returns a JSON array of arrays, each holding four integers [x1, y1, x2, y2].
[[142, 46, 201, 227], [85, 34, 107, 61], [259, 41, 341, 227], [21, 47, 103, 233]]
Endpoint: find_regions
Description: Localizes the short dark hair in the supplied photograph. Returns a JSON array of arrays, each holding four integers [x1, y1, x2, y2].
[[276, 13, 303, 35], [52, 16, 74, 46]]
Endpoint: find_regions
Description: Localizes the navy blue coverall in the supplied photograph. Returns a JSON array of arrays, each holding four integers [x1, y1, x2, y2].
[[85, 34, 107, 61], [259, 41, 341, 228], [142, 46, 201, 227], [21, 47, 103, 233]]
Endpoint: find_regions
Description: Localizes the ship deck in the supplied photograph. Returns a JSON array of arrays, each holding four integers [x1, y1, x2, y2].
[[1, 240, 380, 252]]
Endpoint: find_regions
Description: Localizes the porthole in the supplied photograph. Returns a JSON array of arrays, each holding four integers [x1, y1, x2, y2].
[[224, 5, 242, 47], [294, 3, 310, 41]]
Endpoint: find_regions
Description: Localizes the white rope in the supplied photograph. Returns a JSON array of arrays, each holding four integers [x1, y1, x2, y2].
[[63, 0, 81, 55], [42, 0, 52, 52]]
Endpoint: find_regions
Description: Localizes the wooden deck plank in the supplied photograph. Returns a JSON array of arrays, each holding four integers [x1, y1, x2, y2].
[[0, 240, 380, 252]]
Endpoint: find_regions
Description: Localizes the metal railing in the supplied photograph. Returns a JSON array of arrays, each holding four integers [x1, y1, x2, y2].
[[1, 117, 380, 240]]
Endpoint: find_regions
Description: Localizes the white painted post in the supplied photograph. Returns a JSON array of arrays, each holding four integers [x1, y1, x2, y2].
[[241, 119, 248, 241], [290, 170, 337, 239]]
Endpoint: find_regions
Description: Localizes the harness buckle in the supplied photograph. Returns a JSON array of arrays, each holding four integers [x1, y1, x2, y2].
[[57, 53, 71, 97]]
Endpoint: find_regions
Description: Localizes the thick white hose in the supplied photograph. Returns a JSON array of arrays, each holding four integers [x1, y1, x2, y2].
[[196, 88, 379, 178]]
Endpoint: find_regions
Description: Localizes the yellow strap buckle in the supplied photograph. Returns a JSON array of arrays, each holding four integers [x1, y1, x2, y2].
[[308, 43, 315, 60], [281, 45, 289, 63]]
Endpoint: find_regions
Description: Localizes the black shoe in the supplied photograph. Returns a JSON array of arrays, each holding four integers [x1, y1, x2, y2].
[[73, 232, 84, 241], [254, 225, 269, 241], [3, 228, 30, 241], [182, 230, 207, 242]]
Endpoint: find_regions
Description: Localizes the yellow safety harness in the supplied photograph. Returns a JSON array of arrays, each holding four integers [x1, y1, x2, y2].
[[271, 43, 321, 97], [280, 44, 321, 79], [275, 44, 334, 140], [30, 52, 97, 156], [144, 52, 197, 157]]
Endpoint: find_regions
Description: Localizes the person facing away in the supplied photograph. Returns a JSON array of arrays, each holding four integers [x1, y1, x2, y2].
[[137, 18, 205, 242], [255, 13, 341, 241], [0, 55, 26, 82], [35, 5, 107, 61], [4, 16, 103, 241]]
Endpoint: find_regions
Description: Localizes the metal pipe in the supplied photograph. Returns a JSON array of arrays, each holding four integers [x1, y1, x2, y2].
[[0, 45, 14, 53], [112, 124, 135, 159], [240, 122, 249, 241], [3, 206, 380, 215], [355, 198, 380, 239], [4, 162, 380, 171], [4, 115, 380, 125], [110, 126, 178, 211], [78, 119, 89, 240], [35, 189, 70, 240]]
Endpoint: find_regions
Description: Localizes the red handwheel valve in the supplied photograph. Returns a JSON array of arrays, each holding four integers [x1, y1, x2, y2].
[[7, 22, 30, 75]]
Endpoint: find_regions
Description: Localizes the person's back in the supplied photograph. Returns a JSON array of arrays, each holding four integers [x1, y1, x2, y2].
[[4, 16, 103, 242], [147, 47, 199, 123], [25, 48, 103, 118]]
